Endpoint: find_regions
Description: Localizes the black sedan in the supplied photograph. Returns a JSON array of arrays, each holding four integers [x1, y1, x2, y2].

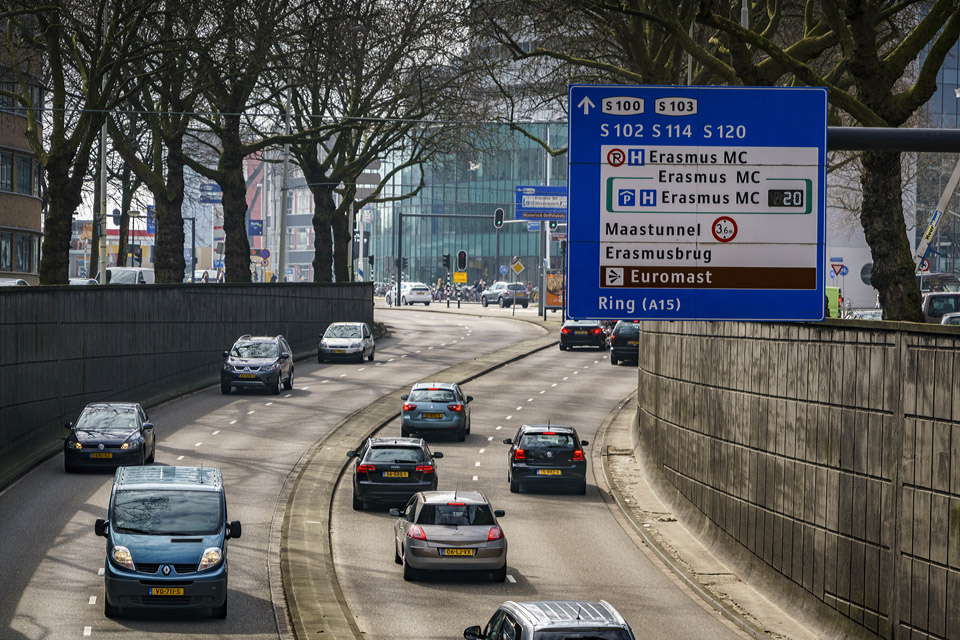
[[503, 424, 588, 494], [347, 437, 443, 510], [609, 320, 641, 364], [63, 402, 156, 472], [559, 320, 608, 351]]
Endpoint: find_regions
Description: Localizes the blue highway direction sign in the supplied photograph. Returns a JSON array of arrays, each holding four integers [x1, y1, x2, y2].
[[515, 185, 567, 220], [567, 85, 826, 321]]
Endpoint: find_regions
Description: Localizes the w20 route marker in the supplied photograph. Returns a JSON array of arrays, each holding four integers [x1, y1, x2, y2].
[[567, 85, 827, 321]]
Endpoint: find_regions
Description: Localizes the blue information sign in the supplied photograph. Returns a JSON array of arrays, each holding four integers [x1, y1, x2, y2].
[[515, 185, 566, 220], [248, 219, 263, 236], [567, 85, 826, 321]]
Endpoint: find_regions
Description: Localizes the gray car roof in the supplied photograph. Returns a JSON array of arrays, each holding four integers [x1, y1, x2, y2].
[[504, 600, 628, 627], [520, 424, 576, 434], [419, 490, 486, 505], [412, 382, 456, 390], [369, 437, 423, 446]]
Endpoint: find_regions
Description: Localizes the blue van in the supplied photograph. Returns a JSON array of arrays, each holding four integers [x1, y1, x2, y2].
[[94, 466, 241, 618]]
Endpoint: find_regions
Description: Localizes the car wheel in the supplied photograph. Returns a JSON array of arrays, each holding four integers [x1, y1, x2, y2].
[[104, 591, 120, 618], [368, 348, 375, 362], [577, 480, 588, 495], [352, 493, 364, 511], [598, 343, 605, 351], [318, 352, 324, 364], [498, 297, 505, 308], [558, 344, 565, 351], [491, 564, 507, 582], [402, 296, 408, 305], [284, 368, 294, 390], [509, 479, 520, 494], [424, 301, 430, 306], [402, 556, 418, 581], [220, 379, 231, 394], [147, 444, 155, 464], [401, 426, 410, 438], [211, 593, 227, 619], [272, 375, 282, 395], [395, 544, 402, 565], [521, 303, 528, 309], [610, 353, 619, 365], [64, 461, 76, 473], [457, 426, 466, 442], [481, 297, 488, 307]]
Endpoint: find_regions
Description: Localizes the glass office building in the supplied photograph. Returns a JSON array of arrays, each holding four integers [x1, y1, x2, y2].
[[368, 124, 567, 292]]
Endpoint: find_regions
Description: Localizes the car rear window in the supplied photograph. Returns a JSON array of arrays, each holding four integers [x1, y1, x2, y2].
[[325, 325, 361, 339], [417, 504, 496, 526], [534, 630, 632, 640], [113, 490, 222, 535], [507, 284, 526, 291], [408, 389, 456, 403], [232, 341, 279, 358], [366, 446, 426, 463], [520, 433, 576, 449], [76, 407, 137, 431], [615, 323, 641, 336]]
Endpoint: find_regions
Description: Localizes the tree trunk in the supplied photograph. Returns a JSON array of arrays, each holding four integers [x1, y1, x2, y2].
[[311, 185, 335, 282], [221, 117, 251, 283], [117, 212, 129, 267], [860, 151, 924, 322], [331, 207, 352, 283], [154, 137, 187, 284], [38, 159, 82, 285]]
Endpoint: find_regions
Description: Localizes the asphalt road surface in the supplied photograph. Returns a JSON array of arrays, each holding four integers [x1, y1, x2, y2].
[[330, 340, 745, 640], [0, 310, 541, 640]]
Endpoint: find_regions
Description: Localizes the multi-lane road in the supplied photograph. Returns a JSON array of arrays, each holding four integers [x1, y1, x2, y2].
[[0, 307, 744, 639]]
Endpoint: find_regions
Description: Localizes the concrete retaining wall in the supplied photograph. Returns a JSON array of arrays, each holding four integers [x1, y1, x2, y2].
[[637, 321, 960, 640], [0, 283, 372, 490]]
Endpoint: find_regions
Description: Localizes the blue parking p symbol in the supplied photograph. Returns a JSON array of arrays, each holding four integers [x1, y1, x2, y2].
[[618, 189, 636, 207]]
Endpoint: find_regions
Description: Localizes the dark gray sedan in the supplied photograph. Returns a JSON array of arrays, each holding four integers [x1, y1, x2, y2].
[[63, 402, 156, 472]]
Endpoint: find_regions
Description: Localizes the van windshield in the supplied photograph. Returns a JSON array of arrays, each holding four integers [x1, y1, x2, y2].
[[113, 490, 222, 535], [107, 270, 138, 284]]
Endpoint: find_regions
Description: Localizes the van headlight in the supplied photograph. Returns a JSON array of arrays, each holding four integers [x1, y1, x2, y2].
[[198, 547, 223, 571], [111, 546, 135, 570]]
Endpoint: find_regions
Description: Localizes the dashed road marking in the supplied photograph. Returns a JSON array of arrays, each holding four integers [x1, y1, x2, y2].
[[247, 410, 255, 415], [472, 475, 478, 481], [506, 575, 516, 583], [427, 347, 433, 350], [194, 442, 202, 447], [389, 358, 396, 361], [475, 461, 481, 467], [551, 383, 557, 387], [177, 456, 184, 461], [539, 390, 545, 394], [306, 520, 323, 524], [322, 380, 330, 384], [506, 416, 512, 420], [496, 426, 502, 430], [98, 568, 104, 576], [574, 371, 579, 375], [562, 377, 569, 381], [487, 436, 494, 441], [265, 402, 273, 406], [88, 596, 96, 605], [415, 350, 422, 354], [400, 354, 407, 358], [83, 626, 92, 637], [527, 398, 533, 402], [302, 387, 310, 390], [594, 360, 599, 364], [339, 373, 347, 378], [229, 420, 237, 425], [358, 367, 365, 371], [212, 431, 220, 436], [515, 406, 522, 411], [284, 394, 292, 398], [479, 448, 485, 454]]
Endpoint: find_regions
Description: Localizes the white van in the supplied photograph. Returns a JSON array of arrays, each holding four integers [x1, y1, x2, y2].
[[104, 267, 155, 285]]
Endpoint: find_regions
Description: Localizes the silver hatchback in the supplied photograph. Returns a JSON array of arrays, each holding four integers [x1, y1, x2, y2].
[[390, 491, 507, 582], [318, 322, 375, 363]]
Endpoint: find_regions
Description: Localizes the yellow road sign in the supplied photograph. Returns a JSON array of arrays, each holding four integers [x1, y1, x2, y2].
[[511, 261, 524, 276], [453, 271, 467, 283]]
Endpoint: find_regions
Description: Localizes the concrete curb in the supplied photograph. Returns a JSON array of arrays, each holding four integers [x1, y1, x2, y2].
[[278, 327, 559, 640], [593, 393, 768, 640]]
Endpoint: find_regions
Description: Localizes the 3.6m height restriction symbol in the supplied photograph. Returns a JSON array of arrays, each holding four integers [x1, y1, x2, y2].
[[712, 216, 738, 243]]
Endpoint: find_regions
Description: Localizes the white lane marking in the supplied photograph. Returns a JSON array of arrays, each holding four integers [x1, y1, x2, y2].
[[401, 354, 407, 358], [415, 350, 422, 353], [475, 461, 481, 467], [562, 377, 569, 381], [194, 442, 202, 447], [177, 456, 184, 461], [212, 431, 220, 436], [339, 373, 347, 378], [265, 402, 274, 406], [98, 568, 104, 576], [322, 380, 330, 384], [515, 406, 522, 410], [229, 420, 237, 425], [472, 475, 478, 481], [427, 347, 433, 350], [306, 520, 323, 525], [88, 596, 96, 605], [83, 627, 92, 637], [487, 436, 494, 441], [506, 416, 512, 420], [247, 410, 255, 415], [389, 358, 396, 361], [539, 390, 545, 394], [284, 394, 292, 398], [527, 398, 533, 402], [358, 368, 365, 371], [496, 426, 502, 430], [574, 371, 580, 374], [440, 343, 446, 346], [594, 360, 599, 364], [551, 383, 557, 387], [506, 574, 516, 583], [301, 387, 310, 390], [376, 362, 383, 365], [479, 448, 486, 454]]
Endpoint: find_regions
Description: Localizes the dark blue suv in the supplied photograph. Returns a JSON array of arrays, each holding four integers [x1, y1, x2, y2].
[[94, 466, 241, 618]]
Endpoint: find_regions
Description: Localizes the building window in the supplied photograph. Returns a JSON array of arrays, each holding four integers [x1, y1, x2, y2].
[[34, 160, 41, 196], [0, 82, 13, 112], [0, 232, 11, 271], [32, 236, 39, 272], [15, 234, 30, 271], [16, 155, 31, 194], [0, 152, 11, 191]]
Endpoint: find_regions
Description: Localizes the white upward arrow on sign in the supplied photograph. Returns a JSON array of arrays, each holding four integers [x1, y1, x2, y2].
[[578, 96, 595, 114]]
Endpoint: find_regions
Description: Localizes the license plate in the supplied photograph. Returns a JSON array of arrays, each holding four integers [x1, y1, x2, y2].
[[90, 452, 113, 459], [238, 373, 257, 379], [383, 471, 408, 478], [149, 587, 184, 596], [575, 330, 588, 335], [422, 412, 442, 419], [440, 548, 475, 556], [333, 349, 346, 354], [628, 340, 639, 345], [537, 469, 562, 475]]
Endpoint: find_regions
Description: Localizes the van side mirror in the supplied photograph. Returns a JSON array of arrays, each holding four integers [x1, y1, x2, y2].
[[94, 518, 108, 538], [65, 422, 73, 430], [502, 438, 513, 445], [227, 520, 242, 540], [433, 452, 443, 459], [280, 352, 291, 360], [494, 510, 505, 517], [464, 625, 483, 640], [580, 440, 589, 447], [143, 422, 154, 431]]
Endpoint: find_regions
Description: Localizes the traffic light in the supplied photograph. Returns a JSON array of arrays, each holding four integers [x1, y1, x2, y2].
[[494, 208, 504, 228], [548, 220, 558, 230], [457, 250, 467, 270], [442, 253, 451, 268], [367, 254, 374, 266], [402, 257, 409, 268], [560, 240, 567, 255]]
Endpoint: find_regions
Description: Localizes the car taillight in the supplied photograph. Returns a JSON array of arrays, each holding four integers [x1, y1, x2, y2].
[[407, 525, 427, 540], [403, 403, 417, 411], [609, 335, 616, 343], [357, 464, 376, 473], [591, 327, 603, 334], [488, 526, 504, 541], [416, 465, 435, 474], [573, 450, 584, 461], [447, 403, 463, 412], [561, 327, 571, 334], [514, 448, 526, 460], [542, 432, 556, 435]]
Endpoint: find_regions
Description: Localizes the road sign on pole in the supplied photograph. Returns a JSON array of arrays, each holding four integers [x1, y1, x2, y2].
[[515, 185, 567, 220], [567, 85, 827, 321]]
